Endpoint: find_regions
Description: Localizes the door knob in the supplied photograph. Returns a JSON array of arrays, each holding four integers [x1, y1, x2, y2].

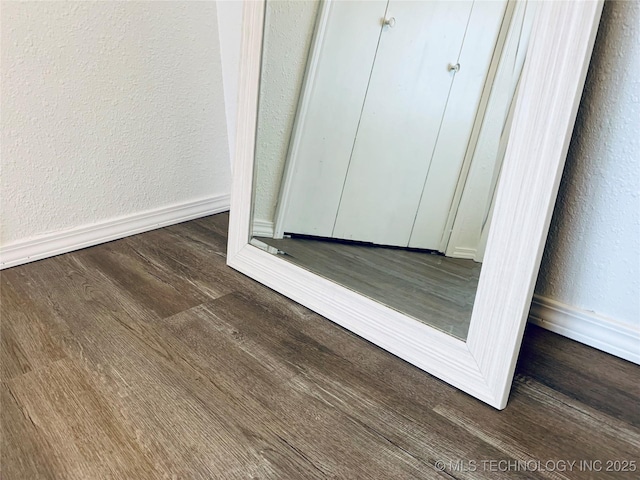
[[448, 63, 461, 73], [383, 17, 396, 28]]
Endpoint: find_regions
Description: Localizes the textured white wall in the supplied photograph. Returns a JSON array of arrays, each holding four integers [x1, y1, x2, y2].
[[253, 0, 319, 224], [535, 0, 640, 328], [217, 0, 243, 166], [1, 1, 231, 246]]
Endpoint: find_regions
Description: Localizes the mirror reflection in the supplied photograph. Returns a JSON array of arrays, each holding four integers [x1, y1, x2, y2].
[[251, 0, 535, 340]]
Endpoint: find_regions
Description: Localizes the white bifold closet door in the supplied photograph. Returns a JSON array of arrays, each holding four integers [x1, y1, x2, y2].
[[276, 0, 506, 251]]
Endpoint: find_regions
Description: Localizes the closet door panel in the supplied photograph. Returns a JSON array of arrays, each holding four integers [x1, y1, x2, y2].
[[279, 1, 387, 237], [333, 0, 473, 246], [409, 0, 508, 250]]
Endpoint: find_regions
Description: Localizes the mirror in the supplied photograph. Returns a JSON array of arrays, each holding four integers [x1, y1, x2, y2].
[[228, 0, 603, 409], [250, 0, 536, 340]]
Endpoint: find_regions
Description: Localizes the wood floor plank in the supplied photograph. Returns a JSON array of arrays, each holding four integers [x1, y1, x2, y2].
[[513, 374, 640, 450], [1, 321, 31, 381], [122, 224, 260, 299], [7, 360, 162, 479], [72, 238, 213, 318], [1, 276, 67, 380], [516, 325, 640, 428], [1, 385, 60, 480], [169, 213, 232, 252], [433, 376, 640, 479]]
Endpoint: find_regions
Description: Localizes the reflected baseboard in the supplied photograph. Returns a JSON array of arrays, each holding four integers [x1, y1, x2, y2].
[[252, 219, 275, 238], [447, 246, 477, 260], [529, 294, 639, 365]]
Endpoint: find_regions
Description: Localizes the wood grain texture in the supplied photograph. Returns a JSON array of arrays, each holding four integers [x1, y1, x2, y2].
[[516, 325, 640, 428], [1, 385, 60, 480], [6, 360, 162, 480], [0, 276, 67, 380], [2, 214, 639, 479], [256, 235, 480, 339]]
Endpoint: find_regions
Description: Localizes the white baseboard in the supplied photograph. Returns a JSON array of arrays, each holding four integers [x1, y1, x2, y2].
[[0, 194, 230, 270], [448, 247, 477, 260], [529, 294, 639, 365], [252, 219, 274, 238]]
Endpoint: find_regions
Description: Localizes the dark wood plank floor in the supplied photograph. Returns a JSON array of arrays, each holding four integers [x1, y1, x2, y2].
[[255, 236, 481, 339], [2, 213, 638, 479]]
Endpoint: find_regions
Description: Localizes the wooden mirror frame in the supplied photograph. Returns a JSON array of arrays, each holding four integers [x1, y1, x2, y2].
[[227, 0, 603, 409]]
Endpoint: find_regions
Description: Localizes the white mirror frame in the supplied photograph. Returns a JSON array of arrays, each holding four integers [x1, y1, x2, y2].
[[228, 0, 603, 409]]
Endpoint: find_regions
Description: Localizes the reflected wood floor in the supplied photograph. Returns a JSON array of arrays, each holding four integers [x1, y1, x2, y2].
[[256, 236, 481, 340], [2, 213, 639, 479]]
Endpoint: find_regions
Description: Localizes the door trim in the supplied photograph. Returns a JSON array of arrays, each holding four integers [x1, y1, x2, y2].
[[439, 0, 525, 256], [272, 0, 334, 239]]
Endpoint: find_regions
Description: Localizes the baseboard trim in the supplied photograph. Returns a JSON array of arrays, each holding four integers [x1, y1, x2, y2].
[[529, 294, 639, 364], [448, 247, 477, 260], [0, 194, 230, 270], [252, 219, 274, 238]]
